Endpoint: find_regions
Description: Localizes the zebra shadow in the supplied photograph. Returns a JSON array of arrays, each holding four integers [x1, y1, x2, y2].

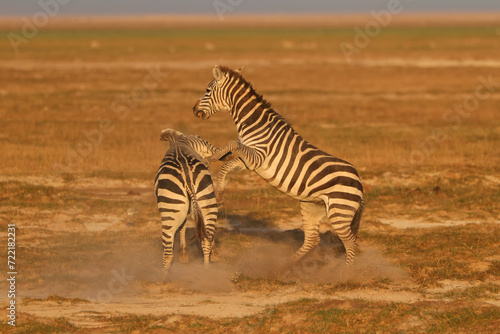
[[159, 216, 403, 286], [216, 213, 348, 282], [221, 213, 345, 251]]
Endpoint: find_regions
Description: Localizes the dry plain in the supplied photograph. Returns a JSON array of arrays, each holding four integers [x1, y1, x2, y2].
[[0, 14, 499, 333]]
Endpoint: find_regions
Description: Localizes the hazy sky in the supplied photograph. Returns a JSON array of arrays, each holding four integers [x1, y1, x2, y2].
[[1, 0, 500, 16]]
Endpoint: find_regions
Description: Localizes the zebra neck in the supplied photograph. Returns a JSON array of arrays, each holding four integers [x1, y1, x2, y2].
[[231, 91, 269, 134]]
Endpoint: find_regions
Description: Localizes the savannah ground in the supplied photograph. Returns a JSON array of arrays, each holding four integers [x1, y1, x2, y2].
[[0, 14, 499, 333]]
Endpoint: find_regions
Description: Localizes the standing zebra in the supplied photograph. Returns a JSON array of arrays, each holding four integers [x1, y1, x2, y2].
[[155, 128, 220, 274], [193, 66, 364, 265]]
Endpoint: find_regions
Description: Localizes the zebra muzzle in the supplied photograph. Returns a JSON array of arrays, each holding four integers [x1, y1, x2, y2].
[[193, 108, 207, 119], [193, 101, 203, 118]]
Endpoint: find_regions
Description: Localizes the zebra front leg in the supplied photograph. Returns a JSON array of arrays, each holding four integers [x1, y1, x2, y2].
[[290, 201, 324, 262], [210, 140, 265, 172], [207, 140, 240, 163], [216, 158, 245, 202]]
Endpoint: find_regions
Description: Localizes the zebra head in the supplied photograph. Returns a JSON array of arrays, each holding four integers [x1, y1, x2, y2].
[[159, 128, 183, 143], [182, 134, 220, 158], [193, 65, 241, 120], [160, 128, 219, 158]]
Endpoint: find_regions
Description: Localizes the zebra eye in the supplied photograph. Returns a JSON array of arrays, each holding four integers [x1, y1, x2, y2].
[[206, 88, 211, 94]]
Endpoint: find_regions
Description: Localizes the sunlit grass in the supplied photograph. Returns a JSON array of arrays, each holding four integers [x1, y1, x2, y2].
[[442, 284, 500, 301], [1, 22, 499, 333], [362, 224, 500, 286]]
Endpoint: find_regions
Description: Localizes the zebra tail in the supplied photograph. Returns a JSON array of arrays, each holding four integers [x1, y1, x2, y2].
[[186, 186, 208, 243], [351, 199, 364, 237], [192, 200, 207, 243]]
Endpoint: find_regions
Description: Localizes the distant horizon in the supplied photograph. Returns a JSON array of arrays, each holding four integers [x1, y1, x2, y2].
[[1, 0, 500, 17], [3, 10, 500, 18]]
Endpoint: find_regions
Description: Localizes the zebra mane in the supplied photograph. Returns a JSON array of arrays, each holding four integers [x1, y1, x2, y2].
[[217, 66, 291, 126]]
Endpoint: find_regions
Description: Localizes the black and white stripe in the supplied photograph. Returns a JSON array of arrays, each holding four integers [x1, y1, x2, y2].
[[193, 66, 364, 264], [155, 128, 219, 274]]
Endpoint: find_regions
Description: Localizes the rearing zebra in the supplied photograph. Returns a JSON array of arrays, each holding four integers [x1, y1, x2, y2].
[[193, 66, 364, 265], [155, 128, 220, 274]]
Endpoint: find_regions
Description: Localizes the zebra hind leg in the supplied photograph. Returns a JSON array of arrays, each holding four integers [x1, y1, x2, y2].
[[161, 227, 176, 277], [201, 237, 214, 266], [159, 203, 189, 278], [327, 203, 358, 265], [199, 219, 215, 266], [194, 183, 218, 267], [178, 220, 189, 263], [290, 201, 324, 262]]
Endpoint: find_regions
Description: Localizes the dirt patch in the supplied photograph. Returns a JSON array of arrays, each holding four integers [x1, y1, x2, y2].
[[18, 287, 427, 324], [378, 218, 500, 229], [2, 175, 497, 328]]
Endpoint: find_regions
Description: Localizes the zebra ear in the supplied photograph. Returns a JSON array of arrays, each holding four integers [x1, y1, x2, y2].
[[213, 65, 225, 81], [235, 66, 244, 74], [160, 128, 183, 143]]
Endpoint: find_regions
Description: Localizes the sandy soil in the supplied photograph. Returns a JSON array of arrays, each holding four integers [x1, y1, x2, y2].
[[1, 175, 498, 328]]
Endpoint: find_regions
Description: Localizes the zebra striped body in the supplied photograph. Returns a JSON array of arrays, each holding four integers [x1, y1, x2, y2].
[[193, 66, 364, 265], [155, 128, 219, 274]]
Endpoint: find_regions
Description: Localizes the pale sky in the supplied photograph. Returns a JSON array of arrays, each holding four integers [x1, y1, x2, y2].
[[1, 0, 500, 16]]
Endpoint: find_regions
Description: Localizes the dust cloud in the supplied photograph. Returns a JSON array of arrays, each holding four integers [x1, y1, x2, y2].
[[167, 263, 234, 292], [30, 228, 408, 301], [32, 228, 234, 299], [151, 236, 409, 291], [232, 237, 410, 285], [32, 234, 165, 301]]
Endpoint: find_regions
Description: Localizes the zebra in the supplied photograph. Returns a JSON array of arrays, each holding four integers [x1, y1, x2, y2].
[[193, 65, 364, 265], [154, 128, 220, 274]]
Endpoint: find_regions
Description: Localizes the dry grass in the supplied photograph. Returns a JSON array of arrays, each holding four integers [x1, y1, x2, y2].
[[1, 24, 499, 176], [5, 299, 499, 333], [0, 14, 499, 333]]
